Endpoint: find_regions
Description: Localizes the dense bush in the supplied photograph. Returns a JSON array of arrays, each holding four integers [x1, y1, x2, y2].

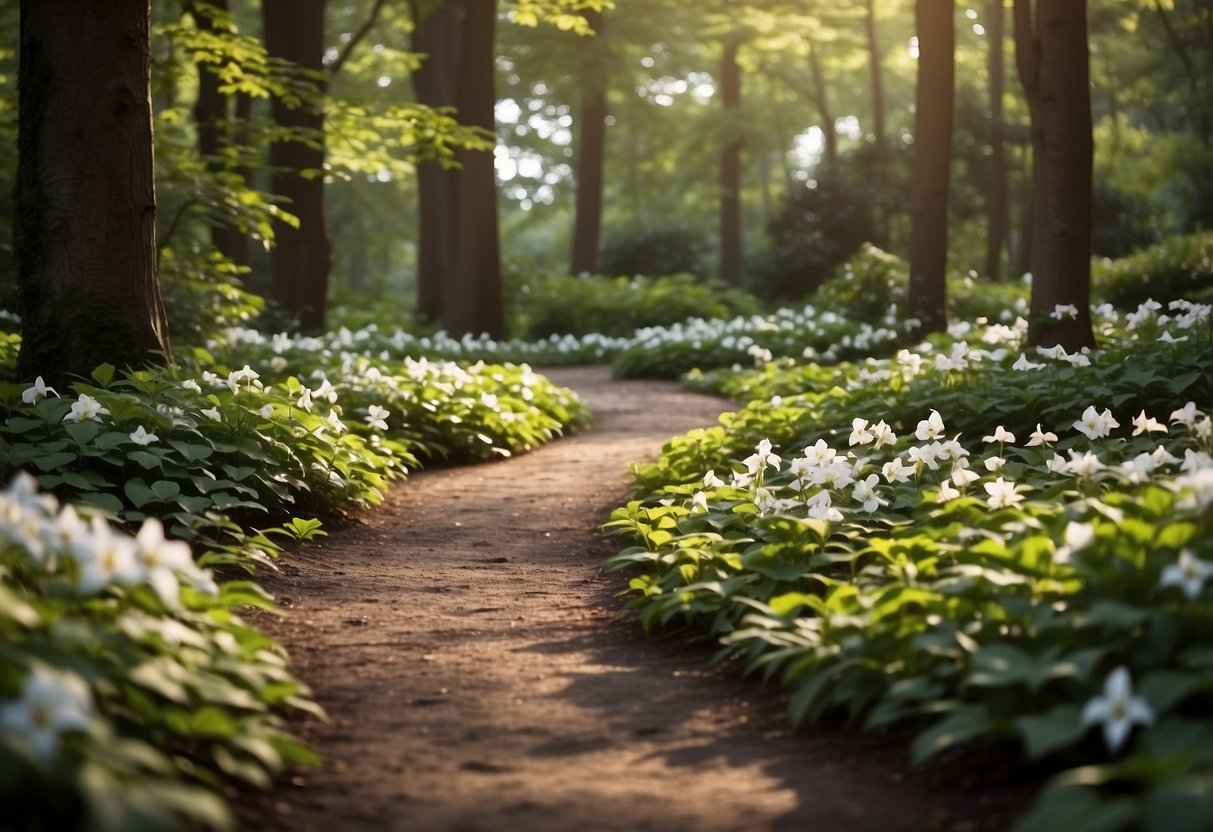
[[1093, 231, 1213, 310], [597, 224, 710, 279], [609, 299, 1213, 831], [508, 271, 760, 340], [750, 175, 877, 302]]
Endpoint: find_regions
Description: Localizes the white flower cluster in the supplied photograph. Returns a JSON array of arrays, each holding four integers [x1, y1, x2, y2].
[[0, 473, 218, 607]]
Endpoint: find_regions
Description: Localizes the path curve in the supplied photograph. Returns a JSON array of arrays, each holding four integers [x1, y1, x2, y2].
[[242, 367, 1027, 832]]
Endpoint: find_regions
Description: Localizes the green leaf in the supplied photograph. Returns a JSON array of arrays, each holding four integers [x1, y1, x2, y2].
[[150, 480, 182, 502], [1012, 785, 1136, 832], [64, 420, 102, 446], [911, 706, 995, 764], [124, 479, 155, 509], [76, 491, 125, 514], [1015, 705, 1086, 760], [32, 451, 77, 471], [91, 363, 116, 387]]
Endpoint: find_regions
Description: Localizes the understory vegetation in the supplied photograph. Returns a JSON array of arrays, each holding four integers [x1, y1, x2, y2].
[[1, 236, 1211, 830]]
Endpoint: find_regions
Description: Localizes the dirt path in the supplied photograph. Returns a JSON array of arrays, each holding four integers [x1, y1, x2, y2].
[[241, 366, 1029, 832]]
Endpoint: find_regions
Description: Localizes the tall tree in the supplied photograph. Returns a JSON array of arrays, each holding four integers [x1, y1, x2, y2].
[[1014, 0, 1094, 349], [263, 0, 331, 333], [569, 8, 608, 275], [984, 0, 1007, 280], [410, 0, 462, 322], [719, 35, 744, 286], [445, 0, 504, 337], [15, 0, 171, 385], [906, 0, 954, 333], [186, 0, 249, 268], [864, 0, 890, 245], [807, 42, 838, 168]]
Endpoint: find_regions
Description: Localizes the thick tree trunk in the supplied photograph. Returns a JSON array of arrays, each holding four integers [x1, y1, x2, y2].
[[15, 0, 171, 385], [187, 0, 249, 267], [1015, 0, 1094, 349], [719, 38, 744, 286], [445, 0, 504, 337], [263, 0, 331, 333], [410, 0, 462, 322], [808, 44, 837, 168], [569, 10, 607, 276], [865, 0, 891, 245], [985, 0, 1006, 280], [907, 0, 954, 333]]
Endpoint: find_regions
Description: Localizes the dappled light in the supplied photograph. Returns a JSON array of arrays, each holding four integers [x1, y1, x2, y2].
[[1, 1, 1211, 830]]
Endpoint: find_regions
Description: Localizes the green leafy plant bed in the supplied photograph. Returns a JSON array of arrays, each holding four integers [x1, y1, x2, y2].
[[0, 327, 590, 829], [0, 474, 320, 831], [607, 299, 1213, 831]]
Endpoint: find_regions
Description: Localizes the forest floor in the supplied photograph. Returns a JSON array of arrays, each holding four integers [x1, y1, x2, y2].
[[237, 366, 1035, 832]]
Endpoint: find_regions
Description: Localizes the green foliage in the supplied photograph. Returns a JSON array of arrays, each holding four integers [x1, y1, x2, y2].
[[508, 270, 761, 339], [597, 225, 711, 279], [1093, 232, 1213, 311], [609, 297, 1213, 826], [751, 175, 878, 302], [159, 248, 267, 347], [0, 475, 320, 832]]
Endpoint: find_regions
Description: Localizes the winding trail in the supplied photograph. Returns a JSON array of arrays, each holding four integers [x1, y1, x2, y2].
[[242, 367, 1027, 832]]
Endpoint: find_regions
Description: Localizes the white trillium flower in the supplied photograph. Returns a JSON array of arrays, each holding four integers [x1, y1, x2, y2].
[[1131, 410, 1168, 436], [690, 491, 709, 514], [982, 426, 1016, 445], [703, 470, 727, 489], [870, 420, 897, 449], [1012, 353, 1046, 371], [21, 376, 59, 405], [63, 394, 109, 424], [849, 418, 875, 447], [881, 456, 915, 484], [743, 439, 782, 475], [915, 410, 945, 442], [983, 477, 1024, 510], [851, 474, 885, 513], [1159, 549, 1213, 600], [1026, 424, 1058, 447], [366, 405, 390, 431], [1169, 402, 1201, 430], [1081, 666, 1153, 754], [128, 425, 158, 446], [936, 480, 961, 503], [983, 456, 1007, 473], [0, 665, 94, 763]]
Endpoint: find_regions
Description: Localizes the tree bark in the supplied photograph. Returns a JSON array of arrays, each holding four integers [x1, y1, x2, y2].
[[445, 0, 504, 338], [719, 37, 744, 286], [263, 0, 331, 333], [1014, 0, 1094, 349], [410, 0, 462, 323], [984, 0, 1006, 280], [187, 0, 249, 267], [907, 0, 954, 333], [569, 9, 607, 276], [865, 0, 891, 245], [15, 0, 171, 385]]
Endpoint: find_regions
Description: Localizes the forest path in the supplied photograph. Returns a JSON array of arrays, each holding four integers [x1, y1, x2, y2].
[[242, 366, 1025, 832]]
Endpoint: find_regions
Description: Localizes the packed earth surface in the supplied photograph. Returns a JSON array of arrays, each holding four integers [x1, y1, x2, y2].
[[239, 366, 1033, 832]]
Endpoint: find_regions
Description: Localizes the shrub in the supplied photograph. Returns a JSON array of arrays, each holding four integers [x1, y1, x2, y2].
[[597, 225, 710, 279], [1092, 231, 1213, 310], [508, 271, 761, 340]]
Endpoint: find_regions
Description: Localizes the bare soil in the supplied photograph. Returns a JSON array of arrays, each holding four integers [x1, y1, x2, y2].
[[238, 366, 1032, 832]]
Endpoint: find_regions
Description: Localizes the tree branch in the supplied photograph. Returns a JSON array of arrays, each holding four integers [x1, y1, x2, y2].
[[328, 0, 389, 76]]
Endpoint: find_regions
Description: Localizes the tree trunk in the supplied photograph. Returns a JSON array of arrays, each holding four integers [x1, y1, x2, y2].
[[808, 43, 837, 168], [984, 0, 1006, 280], [263, 0, 331, 333], [907, 0, 954, 333], [445, 0, 504, 337], [569, 9, 607, 275], [1014, 0, 1094, 349], [410, 0, 462, 322], [187, 0, 249, 267], [15, 0, 171, 386], [865, 0, 891, 245], [719, 37, 744, 286]]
